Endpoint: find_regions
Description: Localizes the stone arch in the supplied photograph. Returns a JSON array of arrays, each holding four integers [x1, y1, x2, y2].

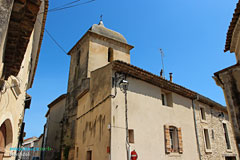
[[0, 119, 13, 160]]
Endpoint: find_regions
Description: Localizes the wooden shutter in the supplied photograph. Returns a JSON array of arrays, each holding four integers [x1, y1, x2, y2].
[[178, 127, 183, 154], [164, 125, 171, 154]]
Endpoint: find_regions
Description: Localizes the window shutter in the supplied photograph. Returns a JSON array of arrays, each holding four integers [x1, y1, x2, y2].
[[178, 127, 183, 154], [164, 125, 171, 154]]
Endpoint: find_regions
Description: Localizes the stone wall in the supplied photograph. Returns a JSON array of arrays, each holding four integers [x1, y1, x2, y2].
[[195, 101, 239, 160], [214, 64, 240, 154]]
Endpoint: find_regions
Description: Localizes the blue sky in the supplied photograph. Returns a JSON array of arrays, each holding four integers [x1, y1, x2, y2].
[[25, 0, 238, 138]]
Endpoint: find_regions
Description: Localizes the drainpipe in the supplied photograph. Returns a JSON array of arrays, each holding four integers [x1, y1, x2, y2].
[[119, 76, 130, 160], [192, 96, 201, 160], [124, 85, 130, 160]]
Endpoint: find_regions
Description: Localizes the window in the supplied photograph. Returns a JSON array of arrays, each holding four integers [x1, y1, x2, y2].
[[223, 123, 231, 150], [76, 50, 81, 65], [212, 129, 214, 140], [108, 48, 113, 62], [203, 129, 211, 150], [128, 129, 134, 143], [161, 93, 167, 106], [225, 156, 236, 160], [169, 127, 179, 152], [76, 147, 79, 158], [71, 120, 75, 138], [87, 150, 92, 160], [164, 125, 183, 154], [200, 107, 206, 120], [161, 91, 173, 107]]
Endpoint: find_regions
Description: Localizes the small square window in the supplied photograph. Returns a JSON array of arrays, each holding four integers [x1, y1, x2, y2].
[[128, 129, 134, 143]]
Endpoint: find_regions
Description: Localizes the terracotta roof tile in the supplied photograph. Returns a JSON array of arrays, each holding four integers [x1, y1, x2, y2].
[[225, 0, 240, 52]]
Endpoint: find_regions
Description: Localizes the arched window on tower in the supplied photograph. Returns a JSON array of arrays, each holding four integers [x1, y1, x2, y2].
[[108, 48, 113, 62], [76, 50, 81, 65]]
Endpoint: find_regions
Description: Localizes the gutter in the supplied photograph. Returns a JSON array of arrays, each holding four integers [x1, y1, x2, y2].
[[192, 95, 202, 160]]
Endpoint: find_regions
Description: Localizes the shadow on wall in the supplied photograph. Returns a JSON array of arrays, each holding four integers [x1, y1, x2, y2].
[[82, 114, 106, 144]]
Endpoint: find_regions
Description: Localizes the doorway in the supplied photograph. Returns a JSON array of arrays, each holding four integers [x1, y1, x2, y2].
[[225, 156, 236, 160], [0, 123, 6, 160], [87, 150, 92, 160]]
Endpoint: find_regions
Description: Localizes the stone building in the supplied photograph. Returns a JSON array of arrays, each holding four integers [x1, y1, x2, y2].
[[213, 0, 240, 153], [59, 20, 239, 160], [0, 0, 48, 159], [42, 94, 66, 160]]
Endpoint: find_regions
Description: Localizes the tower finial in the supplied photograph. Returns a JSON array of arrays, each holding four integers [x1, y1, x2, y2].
[[99, 14, 104, 26]]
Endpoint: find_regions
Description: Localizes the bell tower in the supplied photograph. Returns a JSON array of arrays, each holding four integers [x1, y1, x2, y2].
[[67, 20, 133, 92], [62, 20, 134, 154]]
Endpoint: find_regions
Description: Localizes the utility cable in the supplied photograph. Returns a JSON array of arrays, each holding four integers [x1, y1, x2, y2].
[[44, 29, 67, 54], [37, 19, 67, 54], [47, 0, 82, 12], [38, 0, 96, 15], [36, 0, 97, 54]]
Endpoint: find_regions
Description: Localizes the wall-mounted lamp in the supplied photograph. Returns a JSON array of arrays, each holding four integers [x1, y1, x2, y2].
[[119, 79, 129, 92]]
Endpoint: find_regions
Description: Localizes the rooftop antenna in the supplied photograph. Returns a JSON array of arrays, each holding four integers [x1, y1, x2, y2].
[[159, 49, 165, 78]]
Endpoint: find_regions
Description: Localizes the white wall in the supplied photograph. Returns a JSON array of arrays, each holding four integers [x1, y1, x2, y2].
[[111, 76, 199, 160]]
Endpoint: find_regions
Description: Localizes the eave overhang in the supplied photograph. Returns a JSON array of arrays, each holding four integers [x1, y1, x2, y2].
[[112, 60, 227, 113], [225, 1, 240, 52], [2, 0, 41, 79]]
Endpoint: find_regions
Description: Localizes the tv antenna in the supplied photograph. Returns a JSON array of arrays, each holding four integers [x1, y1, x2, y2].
[[159, 49, 165, 78]]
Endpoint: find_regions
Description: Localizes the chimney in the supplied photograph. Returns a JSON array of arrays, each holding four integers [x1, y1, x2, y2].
[[169, 73, 173, 82]]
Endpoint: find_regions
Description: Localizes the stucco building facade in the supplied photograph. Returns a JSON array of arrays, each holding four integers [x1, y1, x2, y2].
[[213, 0, 240, 153], [0, 0, 48, 159], [58, 21, 240, 160], [42, 94, 66, 160]]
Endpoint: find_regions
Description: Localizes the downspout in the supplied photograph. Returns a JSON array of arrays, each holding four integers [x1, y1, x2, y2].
[[112, 72, 130, 160], [192, 96, 201, 160], [124, 83, 130, 160]]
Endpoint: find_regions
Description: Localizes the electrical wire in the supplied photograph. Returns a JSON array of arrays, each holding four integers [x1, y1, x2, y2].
[[47, 0, 82, 12], [44, 29, 67, 54], [36, 19, 67, 54], [36, 0, 97, 54], [38, 0, 96, 15]]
